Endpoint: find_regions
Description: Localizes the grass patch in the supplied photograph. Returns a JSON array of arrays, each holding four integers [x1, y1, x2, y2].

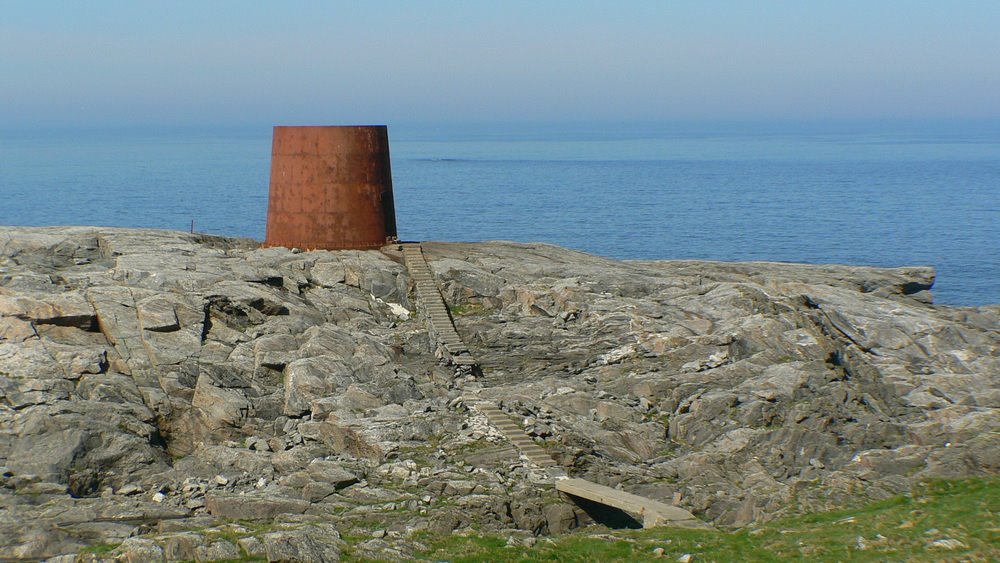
[[80, 542, 120, 555], [449, 302, 494, 316], [202, 526, 250, 545], [411, 477, 999, 562]]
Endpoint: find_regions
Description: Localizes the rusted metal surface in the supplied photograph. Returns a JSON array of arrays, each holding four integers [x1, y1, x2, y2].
[[264, 125, 397, 250]]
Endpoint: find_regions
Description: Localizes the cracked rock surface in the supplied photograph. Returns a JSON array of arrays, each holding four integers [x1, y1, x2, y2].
[[0, 227, 996, 561]]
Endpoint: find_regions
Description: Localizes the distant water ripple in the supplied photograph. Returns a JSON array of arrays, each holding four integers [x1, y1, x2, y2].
[[1, 123, 997, 305]]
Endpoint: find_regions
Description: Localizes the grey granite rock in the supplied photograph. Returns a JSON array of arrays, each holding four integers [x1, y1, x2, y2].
[[0, 227, 996, 558], [204, 493, 310, 519], [263, 526, 343, 563], [113, 537, 166, 563]]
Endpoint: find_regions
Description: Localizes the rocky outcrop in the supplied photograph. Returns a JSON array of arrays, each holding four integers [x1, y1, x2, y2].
[[0, 227, 996, 560]]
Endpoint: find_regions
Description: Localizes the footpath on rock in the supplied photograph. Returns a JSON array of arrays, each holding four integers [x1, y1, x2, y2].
[[404, 242, 706, 530], [0, 226, 997, 561]]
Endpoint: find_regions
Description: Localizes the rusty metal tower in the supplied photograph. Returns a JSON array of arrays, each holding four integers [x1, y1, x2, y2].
[[264, 125, 397, 250]]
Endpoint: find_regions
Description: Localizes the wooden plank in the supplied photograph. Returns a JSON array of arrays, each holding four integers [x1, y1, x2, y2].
[[555, 479, 709, 528]]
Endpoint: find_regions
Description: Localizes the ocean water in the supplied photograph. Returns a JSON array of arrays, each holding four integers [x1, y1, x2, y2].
[[1, 121, 997, 306]]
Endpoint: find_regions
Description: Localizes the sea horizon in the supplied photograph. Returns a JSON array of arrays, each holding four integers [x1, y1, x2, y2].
[[1, 119, 997, 306]]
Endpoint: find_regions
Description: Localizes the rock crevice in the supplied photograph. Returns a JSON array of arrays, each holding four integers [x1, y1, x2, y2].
[[0, 227, 996, 560]]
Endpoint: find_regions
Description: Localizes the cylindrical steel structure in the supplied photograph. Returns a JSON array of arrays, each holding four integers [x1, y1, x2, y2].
[[264, 125, 397, 250]]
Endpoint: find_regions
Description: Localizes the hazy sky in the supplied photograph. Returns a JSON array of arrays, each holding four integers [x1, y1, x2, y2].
[[2, 1, 999, 128]]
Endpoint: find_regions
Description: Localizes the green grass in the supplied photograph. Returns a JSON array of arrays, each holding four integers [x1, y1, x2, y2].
[[80, 542, 120, 555], [411, 477, 999, 562], [202, 525, 250, 545], [449, 303, 493, 316]]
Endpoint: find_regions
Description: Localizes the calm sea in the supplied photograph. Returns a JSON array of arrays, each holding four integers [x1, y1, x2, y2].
[[1, 121, 997, 306]]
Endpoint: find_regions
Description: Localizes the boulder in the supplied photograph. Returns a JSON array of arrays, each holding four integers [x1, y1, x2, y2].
[[305, 460, 359, 489], [262, 524, 343, 563], [205, 493, 310, 519]]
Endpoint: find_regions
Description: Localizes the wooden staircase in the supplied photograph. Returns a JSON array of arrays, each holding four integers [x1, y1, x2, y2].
[[401, 243, 478, 367], [398, 242, 709, 530]]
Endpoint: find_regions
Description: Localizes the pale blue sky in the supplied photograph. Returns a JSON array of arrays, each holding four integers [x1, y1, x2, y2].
[[2, 1, 999, 128]]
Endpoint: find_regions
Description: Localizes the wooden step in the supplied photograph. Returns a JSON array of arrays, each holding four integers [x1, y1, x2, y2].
[[556, 479, 710, 529]]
